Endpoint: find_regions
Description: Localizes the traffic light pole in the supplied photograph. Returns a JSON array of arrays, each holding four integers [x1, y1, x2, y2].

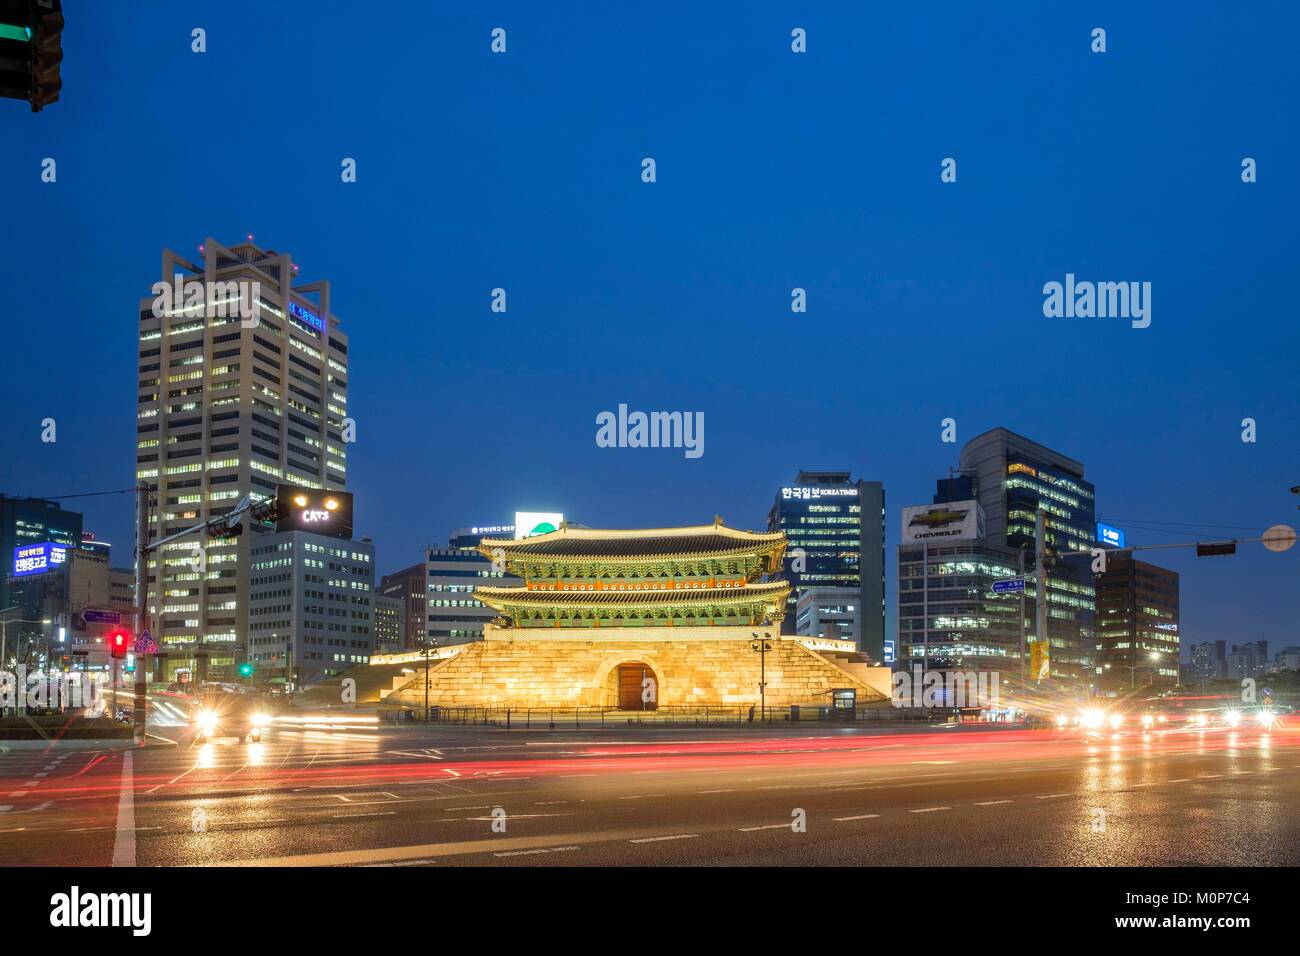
[[133, 483, 151, 742]]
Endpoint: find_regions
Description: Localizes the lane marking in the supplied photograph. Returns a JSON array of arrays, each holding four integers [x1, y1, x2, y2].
[[494, 845, 580, 857], [331, 811, 397, 819], [974, 800, 1014, 805], [629, 834, 699, 843], [1036, 793, 1070, 799], [112, 752, 135, 868], [738, 823, 794, 832], [910, 806, 950, 813], [697, 789, 735, 794], [833, 814, 881, 821]]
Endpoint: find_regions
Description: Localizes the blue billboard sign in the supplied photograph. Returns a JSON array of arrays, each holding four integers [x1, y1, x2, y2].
[[882, 639, 895, 665], [1097, 522, 1126, 548], [992, 578, 1025, 594], [12, 542, 70, 578]]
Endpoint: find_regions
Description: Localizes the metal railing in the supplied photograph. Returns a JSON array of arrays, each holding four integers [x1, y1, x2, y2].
[[379, 704, 960, 729]]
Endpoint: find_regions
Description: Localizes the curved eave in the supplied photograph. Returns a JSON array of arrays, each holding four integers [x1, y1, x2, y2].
[[474, 581, 791, 610]]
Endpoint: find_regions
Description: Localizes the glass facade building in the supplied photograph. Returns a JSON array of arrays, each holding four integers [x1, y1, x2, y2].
[[767, 471, 885, 660], [959, 428, 1097, 691]]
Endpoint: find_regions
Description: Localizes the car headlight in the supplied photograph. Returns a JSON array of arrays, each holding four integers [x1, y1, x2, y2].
[[1108, 713, 1124, 730], [197, 709, 218, 733], [1141, 715, 1154, 729], [1256, 709, 1276, 729], [251, 712, 270, 727], [1080, 709, 1106, 730], [1055, 714, 1069, 728], [1224, 710, 1242, 728]]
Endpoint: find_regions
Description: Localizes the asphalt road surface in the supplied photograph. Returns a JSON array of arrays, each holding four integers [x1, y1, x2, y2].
[[2, 718, 1298, 866]]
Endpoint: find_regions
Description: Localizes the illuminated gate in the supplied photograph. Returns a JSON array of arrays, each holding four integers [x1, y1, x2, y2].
[[617, 663, 657, 711]]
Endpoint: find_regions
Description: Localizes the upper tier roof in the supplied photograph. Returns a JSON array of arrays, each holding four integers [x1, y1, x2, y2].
[[477, 521, 787, 561]]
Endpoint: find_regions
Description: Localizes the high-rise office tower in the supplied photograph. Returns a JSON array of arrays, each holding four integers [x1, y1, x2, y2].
[[959, 428, 1096, 689], [135, 237, 350, 680], [768, 471, 885, 660], [1094, 551, 1180, 693]]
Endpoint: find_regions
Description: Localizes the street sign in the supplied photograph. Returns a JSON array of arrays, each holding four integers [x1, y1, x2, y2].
[[992, 578, 1025, 594], [134, 630, 157, 654], [83, 609, 121, 625]]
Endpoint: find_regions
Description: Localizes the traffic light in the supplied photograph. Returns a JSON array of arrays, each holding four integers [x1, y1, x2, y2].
[[238, 661, 255, 678], [1196, 540, 1237, 557], [108, 628, 131, 660], [0, 0, 62, 112]]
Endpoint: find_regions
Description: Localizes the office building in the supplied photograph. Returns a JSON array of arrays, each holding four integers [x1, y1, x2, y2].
[[897, 475, 1027, 687], [373, 591, 404, 653], [135, 237, 350, 676], [1274, 646, 1300, 673], [1, 495, 82, 644], [958, 428, 1097, 690], [378, 563, 426, 649], [1094, 552, 1180, 693], [768, 471, 885, 660], [247, 531, 374, 688]]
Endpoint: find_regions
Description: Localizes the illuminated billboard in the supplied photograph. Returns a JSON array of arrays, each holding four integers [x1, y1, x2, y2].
[[515, 512, 564, 539], [1097, 522, 1126, 549], [901, 501, 984, 544], [12, 541, 70, 578], [276, 485, 354, 539]]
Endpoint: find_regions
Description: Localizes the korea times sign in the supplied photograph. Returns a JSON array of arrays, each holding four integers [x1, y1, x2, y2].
[[12, 541, 70, 577]]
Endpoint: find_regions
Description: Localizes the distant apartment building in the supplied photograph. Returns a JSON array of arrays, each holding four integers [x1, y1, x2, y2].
[[1274, 646, 1300, 673], [1227, 641, 1269, 681], [135, 237, 351, 679], [1189, 640, 1228, 683]]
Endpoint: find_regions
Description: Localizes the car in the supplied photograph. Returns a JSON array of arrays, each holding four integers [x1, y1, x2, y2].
[[192, 693, 273, 743]]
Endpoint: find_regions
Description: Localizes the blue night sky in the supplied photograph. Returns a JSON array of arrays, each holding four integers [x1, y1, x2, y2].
[[3, 2, 1297, 655]]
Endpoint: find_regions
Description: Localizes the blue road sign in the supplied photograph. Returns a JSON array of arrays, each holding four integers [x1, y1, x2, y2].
[[992, 578, 1025, 594], [83, 609, 121, 625]]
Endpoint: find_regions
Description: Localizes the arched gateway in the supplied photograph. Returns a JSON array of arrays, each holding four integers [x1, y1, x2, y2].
[[380, 519, 891, 711]]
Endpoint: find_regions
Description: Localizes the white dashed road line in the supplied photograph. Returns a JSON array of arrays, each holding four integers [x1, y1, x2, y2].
[[975, 800, 1014, 805], [910, 806, 950, 813], [833, 814, 881, 821], [629, 834, 699, 843]]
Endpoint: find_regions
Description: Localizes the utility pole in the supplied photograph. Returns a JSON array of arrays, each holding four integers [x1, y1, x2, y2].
[[133, 483, 152, 742], [1034, 508, 1048, 682], [1018, 548, 1026, 685], [751, 632, 771, 721]]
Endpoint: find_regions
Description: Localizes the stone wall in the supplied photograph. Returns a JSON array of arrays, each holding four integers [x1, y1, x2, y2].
[[385, 625, 888, 709]]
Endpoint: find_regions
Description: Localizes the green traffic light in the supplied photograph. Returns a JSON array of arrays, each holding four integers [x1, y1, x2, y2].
[[239, 663, 254, 677]]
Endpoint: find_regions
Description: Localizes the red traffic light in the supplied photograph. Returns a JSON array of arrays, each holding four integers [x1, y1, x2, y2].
[[108, 629, 131, 659]]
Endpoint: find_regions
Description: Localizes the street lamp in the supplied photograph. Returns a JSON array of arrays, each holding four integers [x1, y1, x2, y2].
[[1107, 650, 1162, 689], [419, 636, 439, 723], [751, 632, 772, 722]]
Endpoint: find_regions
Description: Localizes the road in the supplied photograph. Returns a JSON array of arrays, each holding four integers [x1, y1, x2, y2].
[[2, 718, 1298, 866]]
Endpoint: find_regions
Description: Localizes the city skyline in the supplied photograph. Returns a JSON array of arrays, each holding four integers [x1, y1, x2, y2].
[[5, 2, 1298, 655]]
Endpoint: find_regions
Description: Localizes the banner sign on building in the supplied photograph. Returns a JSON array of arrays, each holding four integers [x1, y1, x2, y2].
[[1096, 522, 1126, 548], [276, 485, 354, 539], [515, 512, 564, 539], [901, 500, 984, 544], [12, 542, 70, 578]]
